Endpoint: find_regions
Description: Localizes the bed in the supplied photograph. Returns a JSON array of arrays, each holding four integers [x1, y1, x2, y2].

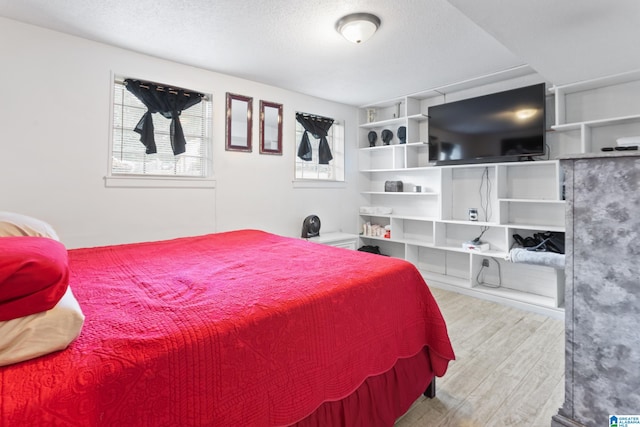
[[0, 229, 454, 426]]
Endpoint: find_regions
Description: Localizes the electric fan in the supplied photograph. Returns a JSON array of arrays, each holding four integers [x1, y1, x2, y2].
[[301, 215, 321, 238]]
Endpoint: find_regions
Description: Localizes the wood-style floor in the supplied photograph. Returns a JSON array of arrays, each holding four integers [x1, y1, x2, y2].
[[396, 287, 565, 427]]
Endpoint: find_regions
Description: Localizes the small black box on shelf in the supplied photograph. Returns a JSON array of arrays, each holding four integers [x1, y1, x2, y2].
[[384, 181, 403, 192]]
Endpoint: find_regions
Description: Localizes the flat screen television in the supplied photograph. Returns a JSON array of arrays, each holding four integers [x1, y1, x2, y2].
[[428, 83, 546, 165]]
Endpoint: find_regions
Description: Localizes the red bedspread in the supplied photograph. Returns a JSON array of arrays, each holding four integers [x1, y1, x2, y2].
[[0, 230, 454, 426]]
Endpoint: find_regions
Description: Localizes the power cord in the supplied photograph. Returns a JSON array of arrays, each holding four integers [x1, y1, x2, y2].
[[480, 166, 492, 222], [475, 258, 502, 288], [472, 167, 492, 243], [533, 143, 551, 161], [473, 227, 488, 244]]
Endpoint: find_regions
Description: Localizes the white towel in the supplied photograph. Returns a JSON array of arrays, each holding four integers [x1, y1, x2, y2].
[[507, 248, 565, 269]]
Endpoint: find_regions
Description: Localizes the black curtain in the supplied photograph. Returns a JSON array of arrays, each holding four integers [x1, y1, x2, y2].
[[124, 79, 204, 155], [296, 113, 334, 165]]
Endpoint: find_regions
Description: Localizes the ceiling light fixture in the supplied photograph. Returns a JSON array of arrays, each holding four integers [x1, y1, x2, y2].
[[336, 13, 381, 44]]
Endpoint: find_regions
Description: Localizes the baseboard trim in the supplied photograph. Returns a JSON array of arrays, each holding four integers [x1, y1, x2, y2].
[[551, 414, 587, 427]]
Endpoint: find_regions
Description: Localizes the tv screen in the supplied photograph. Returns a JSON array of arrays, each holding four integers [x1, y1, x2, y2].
[[428, 83, 546, 165]]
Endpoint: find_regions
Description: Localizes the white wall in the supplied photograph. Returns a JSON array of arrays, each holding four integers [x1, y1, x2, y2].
[[0, 17, 360, 248]]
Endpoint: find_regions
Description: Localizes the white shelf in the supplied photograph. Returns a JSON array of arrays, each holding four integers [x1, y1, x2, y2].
[[360, 141, 427, 150], [359, 213, 438, 222], [407, 113, 429, 121], [362, 216, 565, 232], [390, 214, 438, 221], [551, 114, 640, 132], [359, 144, 402, 151], [360, 166, 435, 173], [496, 159, 559, 168], [359, 213, 393, 219], [438, 219, 497, 226], [359, 235, 397, 243], [468, 251, 510, 260], [499, 198, 565, 204], [359, 117, 405, 129], [361, 236, 436, 248], [503, 223, 565, 232], [362, 191, 438, 196], [437, 245, 507, 257], [439, 161, 503, 170]]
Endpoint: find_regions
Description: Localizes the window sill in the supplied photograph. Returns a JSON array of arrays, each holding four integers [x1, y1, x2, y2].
[[292, 180, 347, 189], [104, 175, 216, 189]]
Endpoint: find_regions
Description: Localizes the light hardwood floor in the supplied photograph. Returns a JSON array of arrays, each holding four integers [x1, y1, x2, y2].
[[396, 287, 565, 427]]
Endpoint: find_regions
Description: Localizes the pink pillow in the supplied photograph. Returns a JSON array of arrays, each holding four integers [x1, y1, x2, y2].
[[0, 237, 69, 321]]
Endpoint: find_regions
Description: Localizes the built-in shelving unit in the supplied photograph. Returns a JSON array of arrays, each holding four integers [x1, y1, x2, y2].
[[357, 67, 640, 317], [357, 67, 566, 317]]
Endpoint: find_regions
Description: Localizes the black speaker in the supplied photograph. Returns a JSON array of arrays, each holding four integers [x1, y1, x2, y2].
[[397, 126, 406, 144], [301, 215, 321, 238]]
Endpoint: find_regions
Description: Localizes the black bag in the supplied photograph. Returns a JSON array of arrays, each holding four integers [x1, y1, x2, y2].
[[513, 232, 565, 254], [534, 232, 565, 254], [358, 245, 384, 255]]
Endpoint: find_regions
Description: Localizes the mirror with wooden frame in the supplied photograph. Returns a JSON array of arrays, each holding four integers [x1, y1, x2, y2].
[[259, 100, 283, 155], [225, 92, 253, 152]]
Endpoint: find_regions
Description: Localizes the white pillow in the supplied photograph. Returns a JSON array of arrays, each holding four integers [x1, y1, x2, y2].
[[0, 211, 60, 240], [0, 286, 84, 366]]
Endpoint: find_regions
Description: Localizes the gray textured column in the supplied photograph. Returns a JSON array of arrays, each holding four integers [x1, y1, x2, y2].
[[553, 153, 640, 427]]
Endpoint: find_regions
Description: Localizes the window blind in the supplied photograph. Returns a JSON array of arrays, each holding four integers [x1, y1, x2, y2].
[[111, 79, 212, 177], [294, 120, 344, 181]]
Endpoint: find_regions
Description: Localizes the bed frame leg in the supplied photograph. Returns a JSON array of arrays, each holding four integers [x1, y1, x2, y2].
[[424, 377, 436, 398]]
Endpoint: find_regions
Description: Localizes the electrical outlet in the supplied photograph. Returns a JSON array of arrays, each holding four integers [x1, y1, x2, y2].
[[482, 258, 490, 267]]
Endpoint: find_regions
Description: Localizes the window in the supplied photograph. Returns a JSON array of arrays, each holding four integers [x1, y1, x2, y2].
[[110, 77, 212, 179], [294, 115, 344, 182]]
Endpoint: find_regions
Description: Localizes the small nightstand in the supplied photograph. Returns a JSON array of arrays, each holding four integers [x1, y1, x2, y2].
[[307, 232, 359, 250]]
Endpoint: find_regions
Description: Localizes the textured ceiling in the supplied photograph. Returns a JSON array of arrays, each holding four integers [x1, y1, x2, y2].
[[0, 0, 523, 106], [0, 0, 638, 106]]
